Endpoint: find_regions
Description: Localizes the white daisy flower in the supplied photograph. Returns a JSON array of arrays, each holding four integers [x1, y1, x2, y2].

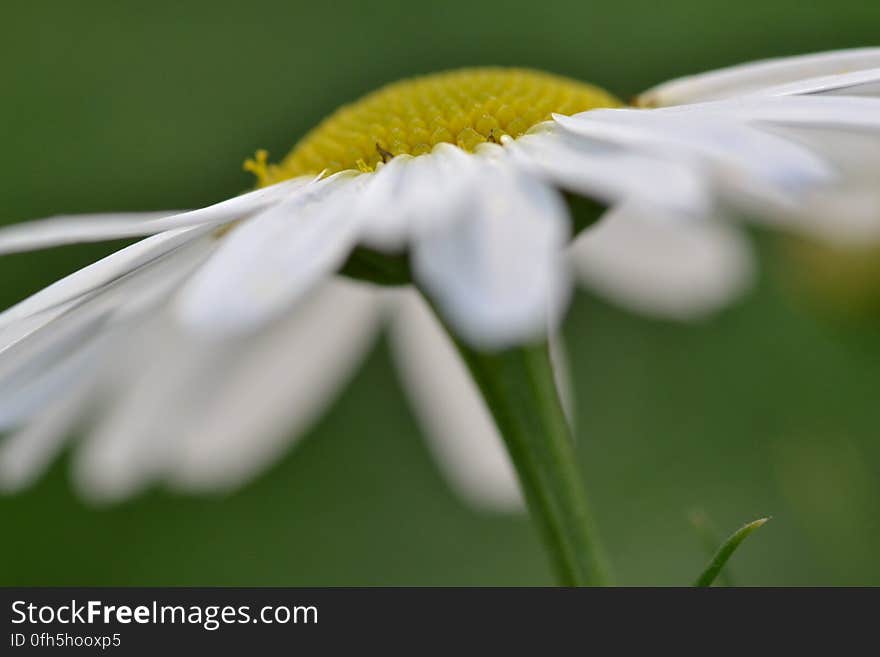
[[1, 50, 878, 513]]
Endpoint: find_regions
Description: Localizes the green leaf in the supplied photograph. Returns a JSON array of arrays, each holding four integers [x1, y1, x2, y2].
[[688, 509, 733, 587], [694, 517, 770, 587]]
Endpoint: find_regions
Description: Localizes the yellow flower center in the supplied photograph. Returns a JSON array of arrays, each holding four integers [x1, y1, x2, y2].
[[245, 68, 620, 186]]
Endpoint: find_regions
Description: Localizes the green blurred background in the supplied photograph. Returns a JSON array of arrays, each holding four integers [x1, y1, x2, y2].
[[1, 0, 878, 585]]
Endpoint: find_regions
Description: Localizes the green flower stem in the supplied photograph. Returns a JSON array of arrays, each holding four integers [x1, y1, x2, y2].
[[451, 336, 610, 587]]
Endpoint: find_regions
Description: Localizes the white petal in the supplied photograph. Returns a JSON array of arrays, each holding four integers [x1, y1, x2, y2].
[[168, 278, 382, 492], [0, 233, 212, 378], [754, 67, 880, 97], [72, 318, 215, 502], [745, 125, 880, 244], [0, 236, 213, 429], [177, 173, 366, 336], [0, 333, 101, 430], [73, 278, 381, 502], [0, 306, 109, 430], [744, 95, 880, 132], [555, 100, 880, 243], [508, 127, 711, 216], [656, 95, 880, 130], [640, 47, 880, 106], [388, 289, 523, 510], [555, 110, 833, 200], [0, 226, 210, 331], [0, 176, 313, 255], [571, 202, 755, 320], [412, 162, 571, 350], [0, 383, 92, 493], [357, 145, 482, 251], [350, 155, 416, 250]]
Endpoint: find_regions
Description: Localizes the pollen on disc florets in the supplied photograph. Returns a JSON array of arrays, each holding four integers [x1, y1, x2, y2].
[[245, 68, 621, 186]]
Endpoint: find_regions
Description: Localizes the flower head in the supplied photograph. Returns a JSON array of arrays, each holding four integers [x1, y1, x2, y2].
[[247, 68, 619, 181], [0, 48, 878, 504]]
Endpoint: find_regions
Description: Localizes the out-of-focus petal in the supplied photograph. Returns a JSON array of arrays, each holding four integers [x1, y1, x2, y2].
[[388, 288, 523, 510], [0, 335, 101, 431], [72, 278, 382, 502], [412, 161, 571, 350], [71, 318, 217, 502], [571, 202, 755, 320], [554, 110, 832, 203], [0, 235, 214, 430], [507, 127, 711, 217], [0, 378, 94, 492], [750, 126, 880, 245], [168, 278, 383, 492]]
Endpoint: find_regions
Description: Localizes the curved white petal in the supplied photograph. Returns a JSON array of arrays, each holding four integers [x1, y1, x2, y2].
[[754, 67, 880, 98], [555, 110, 832, 200], [357, 145, 484, 251], [0, 235, 214, 428], [388, 289, 523, 510], [0, 226, 211, 331], [553, 96, 880, 244], [571, 202, 755, 320], [168, 278, 382, 492], [640, 47, 880, 106], [177, 174, 366, 336], [0, 176, 313, 255], [412, 161, 571, 350], [508, 127, 711, 217], [746, 125, 880, 245], [654, 95, 880, 131], [351, 155, 417, 251]]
